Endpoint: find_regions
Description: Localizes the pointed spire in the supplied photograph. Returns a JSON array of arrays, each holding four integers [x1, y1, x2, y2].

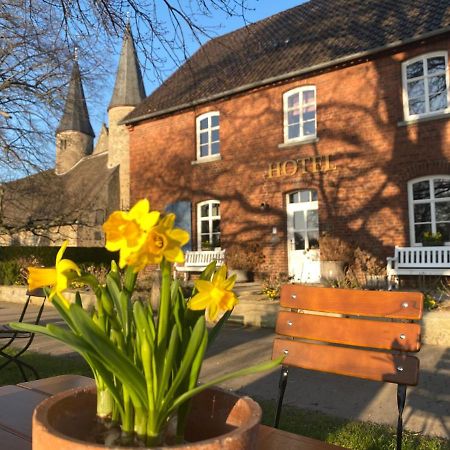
[[109, 24, 146, 109], [56, 61, 95, 138]]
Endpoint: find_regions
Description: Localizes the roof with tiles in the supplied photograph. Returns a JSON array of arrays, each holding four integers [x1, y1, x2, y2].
[[56, 61, 95, 138], [125, 0, 450, 123], [0, 153, 118, 232], [109, 25, 146, 110]]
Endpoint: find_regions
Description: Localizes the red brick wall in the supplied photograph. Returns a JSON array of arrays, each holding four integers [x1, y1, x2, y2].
[[129, 36, 450, 276]]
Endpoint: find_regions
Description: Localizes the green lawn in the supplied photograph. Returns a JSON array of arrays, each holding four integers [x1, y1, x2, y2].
[[1, 351, 448, 450]]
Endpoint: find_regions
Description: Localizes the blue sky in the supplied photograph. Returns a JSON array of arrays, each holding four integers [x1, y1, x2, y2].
[[88, 1, 305, 136]]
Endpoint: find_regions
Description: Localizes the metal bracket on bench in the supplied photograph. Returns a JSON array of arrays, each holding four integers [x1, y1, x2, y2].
[[274, 365, 289, 428], [396, 384, 407, 450]]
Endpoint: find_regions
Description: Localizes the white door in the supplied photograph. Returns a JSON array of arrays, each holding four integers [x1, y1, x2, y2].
[[287, 190, 320, 283]]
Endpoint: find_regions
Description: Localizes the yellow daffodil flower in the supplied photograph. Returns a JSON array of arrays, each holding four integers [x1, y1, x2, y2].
[[187, 265, 238, 321], [127, 213, 190, 271], [28, 241, 81, 299], [103, 199, 160, 268]]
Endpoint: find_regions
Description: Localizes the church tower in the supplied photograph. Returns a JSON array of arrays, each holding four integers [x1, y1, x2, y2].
[[55, 61, 94, 175], [108, 24, 146, 210]]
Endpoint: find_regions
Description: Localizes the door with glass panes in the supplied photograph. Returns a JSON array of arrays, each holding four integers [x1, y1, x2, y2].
[[286, 190, 320, 283]]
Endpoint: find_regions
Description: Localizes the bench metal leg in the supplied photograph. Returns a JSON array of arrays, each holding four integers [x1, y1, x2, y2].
[[396, 384, 407, 450], [274, 365, 289, 428]]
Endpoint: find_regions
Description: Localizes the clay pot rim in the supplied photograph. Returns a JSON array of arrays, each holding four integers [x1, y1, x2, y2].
[[34, 385, 262, 449]]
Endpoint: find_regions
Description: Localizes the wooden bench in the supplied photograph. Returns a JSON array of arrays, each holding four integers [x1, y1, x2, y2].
[[174, 250, 225, 280], [387, 246, 450, 289], [273, 285, 423, 450]]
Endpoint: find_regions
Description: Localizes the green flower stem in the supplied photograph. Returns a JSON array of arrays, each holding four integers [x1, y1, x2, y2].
[[122, 387, 134, 436], [157, 258, 171, 348], [134, 407, 147, 439]]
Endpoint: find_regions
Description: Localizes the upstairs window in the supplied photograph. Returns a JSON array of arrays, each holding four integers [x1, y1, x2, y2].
[[408, 176, 450, 245], [402, 52, 449, 119], [197, 200, 220, 250], [283, 86, 316, 143], [196, 112, 220, 159]]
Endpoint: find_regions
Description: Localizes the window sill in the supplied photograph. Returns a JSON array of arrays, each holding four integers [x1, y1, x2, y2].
[[398, 111, 450, 127], [278, 137, 319, 149], [191, 155, 222, 165]]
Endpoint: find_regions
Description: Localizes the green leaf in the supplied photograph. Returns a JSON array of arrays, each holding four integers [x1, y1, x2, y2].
[[123, 266, 137, 293], [133, 301, 154, 349], [69, 304, 147, 409], [157, 326, 179, 405], [207, 309, 232, 349], [164, 316, 206, 406], [188, 327, 208, 390], [169, 356, 285, 414]]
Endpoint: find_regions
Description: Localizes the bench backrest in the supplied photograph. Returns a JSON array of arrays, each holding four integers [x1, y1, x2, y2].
[[394, 246, 450, 268], [273, 285, 423, 385], [184, 250, 225, 267]]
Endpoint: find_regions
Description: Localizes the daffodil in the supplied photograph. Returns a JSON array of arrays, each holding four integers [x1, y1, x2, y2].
[[102, 199, 160, 268], [187, 265, 238, 321], [126, 213, 190, 271], [28, 241, 81, 300]]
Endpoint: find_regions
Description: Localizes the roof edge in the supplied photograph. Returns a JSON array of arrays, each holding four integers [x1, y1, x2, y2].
[[122, 26, 450, 125]]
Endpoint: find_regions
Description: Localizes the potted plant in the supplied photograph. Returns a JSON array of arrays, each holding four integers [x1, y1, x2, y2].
[[422, 231, 444, 246], [11, 199, 281, 449], [319, 234, 353, 284], [225, 243, 265, 282]]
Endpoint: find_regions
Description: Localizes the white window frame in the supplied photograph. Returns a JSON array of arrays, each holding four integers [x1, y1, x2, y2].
[[197, 200, 221, 250], [196, 112, 220, 160], [407, 175, 450, 246], [402, 51, 450, 120], [283, 86, 317, 143]]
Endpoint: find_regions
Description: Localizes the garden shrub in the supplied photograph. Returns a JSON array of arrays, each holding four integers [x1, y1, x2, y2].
[[0, 246, 118, 285]]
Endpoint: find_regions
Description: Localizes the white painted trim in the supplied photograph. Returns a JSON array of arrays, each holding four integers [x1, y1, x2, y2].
[[191, 155, 222, 165], [196, 111, 220, 161], [401, 51, 450, 121], [407, 175, 450, 246], [196, 199, 221, 251], [282, 86, 317, 144]]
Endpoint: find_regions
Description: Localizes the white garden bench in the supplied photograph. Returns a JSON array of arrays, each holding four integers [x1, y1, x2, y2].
[[387, 246, 450, 289], [175, 250, 225, 280]]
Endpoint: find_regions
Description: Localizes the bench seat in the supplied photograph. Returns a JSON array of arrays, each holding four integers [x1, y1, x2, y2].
[[175, 250, 225, 279], [387, 246, 450, 289]]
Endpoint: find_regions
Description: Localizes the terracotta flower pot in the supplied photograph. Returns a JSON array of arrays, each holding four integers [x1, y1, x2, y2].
[[32, 386, 262, 450]]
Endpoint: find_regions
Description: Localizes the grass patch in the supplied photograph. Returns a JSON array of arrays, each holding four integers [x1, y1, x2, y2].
[[259, 399, 450, 450], [1, 352, 448, 450], [0, 350, 92, 386]]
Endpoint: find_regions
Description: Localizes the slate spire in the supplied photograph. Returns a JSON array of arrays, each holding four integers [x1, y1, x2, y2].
[[109, 24, 146, 109], [56, 61, 95, 138]]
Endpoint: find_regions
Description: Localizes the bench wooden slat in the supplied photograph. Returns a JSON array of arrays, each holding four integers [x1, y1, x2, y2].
[[280, 285, 423, 320], [273, 339, 420, 385], [276, 311, 421, 352]]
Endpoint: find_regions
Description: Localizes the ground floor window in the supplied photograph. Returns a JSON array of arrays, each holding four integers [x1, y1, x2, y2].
[[408, 176, 450, 245], [197, 200, 220, 250]]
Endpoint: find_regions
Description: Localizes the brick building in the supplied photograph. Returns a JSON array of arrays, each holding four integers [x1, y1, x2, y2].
[[124, 0, 450, 282]]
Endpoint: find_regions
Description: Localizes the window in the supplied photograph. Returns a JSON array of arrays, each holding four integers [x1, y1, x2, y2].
[[408, 176, 450, 245], [196, 112, 220, 159], [402, 52, 449, 119], [283, 86, 316, 143], [288, 190, 319, 250], [197, 200, 220, 250]]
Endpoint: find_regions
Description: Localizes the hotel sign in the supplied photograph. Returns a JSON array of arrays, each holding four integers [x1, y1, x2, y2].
[[266, 154, 336, 178]]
